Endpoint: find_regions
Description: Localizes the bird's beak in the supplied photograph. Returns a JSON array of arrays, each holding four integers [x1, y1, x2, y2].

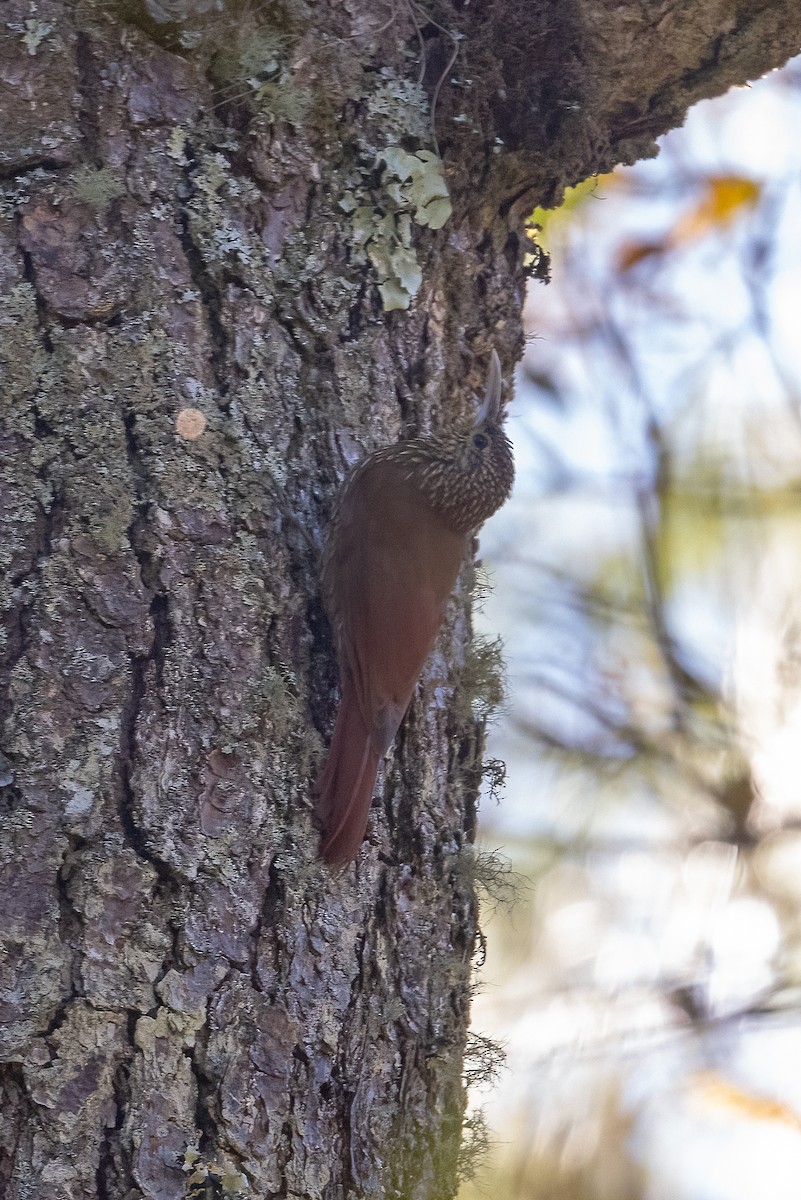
[[474, 349, 502, 425]]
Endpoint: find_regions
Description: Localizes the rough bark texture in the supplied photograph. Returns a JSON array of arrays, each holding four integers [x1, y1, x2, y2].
[[1, 1, 799, 1198]]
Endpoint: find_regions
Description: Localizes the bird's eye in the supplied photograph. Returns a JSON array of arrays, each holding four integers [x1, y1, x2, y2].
[[473, 433, 488, 449]]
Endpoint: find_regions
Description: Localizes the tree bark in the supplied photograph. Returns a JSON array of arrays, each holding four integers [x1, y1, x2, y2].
[[1, 2, 799, 1198]]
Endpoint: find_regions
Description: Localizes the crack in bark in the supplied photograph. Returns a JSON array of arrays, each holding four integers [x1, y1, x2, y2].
[[74, 31, 102, 162], [95, 1011, 137, 1200], [253, 853, 291, 998], [117, 410, 175, 877], [17, 243, 55, 351], [0, 1062, 35, 1192], [56, 835, 88, 1000], [118, 644, 179, 884], [0, 478, 64, 755], [118, 645, 148, 830], [0, 158, 71, 182], [184, 991, 223, 1171], [176, 151, 231, 406], [146, 590, 173, 695], [333, 922, 375, 1195]]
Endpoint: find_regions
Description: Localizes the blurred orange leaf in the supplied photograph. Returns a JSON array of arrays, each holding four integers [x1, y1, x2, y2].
[[691, 1070, 801, 1132], [617, 175, 760, 271], [617, 239, 665, 270], [671, 174, 761, 245]]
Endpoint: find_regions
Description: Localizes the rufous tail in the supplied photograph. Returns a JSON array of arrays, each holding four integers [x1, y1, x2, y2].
[[315, 685, 381, 865]]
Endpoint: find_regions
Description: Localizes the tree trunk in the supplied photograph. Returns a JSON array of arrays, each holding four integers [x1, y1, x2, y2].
[[1, 2, 799, 1197]]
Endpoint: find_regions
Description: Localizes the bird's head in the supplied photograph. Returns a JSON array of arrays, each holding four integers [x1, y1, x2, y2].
[[411, 350, 515, 534]]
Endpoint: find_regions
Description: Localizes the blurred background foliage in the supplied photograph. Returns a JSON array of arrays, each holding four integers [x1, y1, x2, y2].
[[461, 53, 801, 1200]]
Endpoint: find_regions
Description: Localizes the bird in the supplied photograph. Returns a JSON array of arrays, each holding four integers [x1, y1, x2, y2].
[[315, 351, 515, 865]]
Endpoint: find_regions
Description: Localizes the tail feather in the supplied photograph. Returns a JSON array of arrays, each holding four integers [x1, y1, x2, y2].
[[315, 686, 381, 866]]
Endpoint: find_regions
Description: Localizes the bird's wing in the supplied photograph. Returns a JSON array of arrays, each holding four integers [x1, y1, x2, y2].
[[330, 460, 466, 755]]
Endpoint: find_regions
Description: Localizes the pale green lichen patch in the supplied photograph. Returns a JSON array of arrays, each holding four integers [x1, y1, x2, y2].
[[246, 78, 313, 126], [182, 1144, 250, 1198], [166, 125, 188, 160], [454, 634, 507, 723], [343, 146, 452, 311], [135, 1004, 206, 1051], [211, 27, 292, 95], [70, 166, 126, 210], [186, 151, 271, 273], [378, 147, 452, 229], [334, 62, 453, 310], [209, 23, 313, 125], [21, 18, 53, 54], [456, 844, 522, 913], [457, 1107, 493, 1187], [0, 282, 53, 434], [367, 73, 431, 143]]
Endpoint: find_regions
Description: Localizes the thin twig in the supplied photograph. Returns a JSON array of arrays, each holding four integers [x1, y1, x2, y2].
[[409, 0, 461, 156]]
